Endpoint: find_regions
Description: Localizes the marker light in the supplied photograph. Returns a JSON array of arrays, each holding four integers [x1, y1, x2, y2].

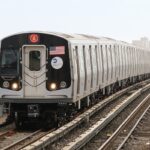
[[29, 34, 39, 43], [11, 83, 18, 90], [60, 81, 67, 88], [3, 81, 9, 88], [50, 83, 57, 90]]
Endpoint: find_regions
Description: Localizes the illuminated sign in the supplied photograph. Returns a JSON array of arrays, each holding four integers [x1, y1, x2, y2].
[[29, 34, 39, 43]]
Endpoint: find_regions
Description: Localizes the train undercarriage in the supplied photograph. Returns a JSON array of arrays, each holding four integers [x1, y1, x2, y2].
[[3, 74, 150, 129]]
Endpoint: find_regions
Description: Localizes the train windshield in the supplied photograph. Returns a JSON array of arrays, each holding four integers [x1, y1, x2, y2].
[[0, 49, 19, 75]]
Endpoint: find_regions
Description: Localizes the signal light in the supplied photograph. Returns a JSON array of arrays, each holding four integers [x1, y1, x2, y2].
[[60, 81, 67, 88], [29, 34, 39, 43]]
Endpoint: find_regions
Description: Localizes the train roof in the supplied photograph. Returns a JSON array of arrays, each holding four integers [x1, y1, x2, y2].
[[1, 31, 149, 50], [1, 31, 116, 41]]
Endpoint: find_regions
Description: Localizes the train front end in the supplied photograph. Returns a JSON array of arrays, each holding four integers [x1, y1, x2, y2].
[[0, 32, 72, 127]]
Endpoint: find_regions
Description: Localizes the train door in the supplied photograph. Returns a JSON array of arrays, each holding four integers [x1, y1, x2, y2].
[[22, 45, 46, 98]]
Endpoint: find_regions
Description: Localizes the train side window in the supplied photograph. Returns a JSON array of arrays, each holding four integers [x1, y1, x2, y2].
[[29, 51, 41, 71]]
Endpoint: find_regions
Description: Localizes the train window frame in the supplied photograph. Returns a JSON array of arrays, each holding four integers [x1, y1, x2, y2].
[[29, 50, 41, 71], [0, 48, 19, 75]]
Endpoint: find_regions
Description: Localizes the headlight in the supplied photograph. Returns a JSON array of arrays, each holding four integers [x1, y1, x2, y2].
[[3, 81, 10, 88], [49, 83, 57, 90], [11, 83, 19, 90]]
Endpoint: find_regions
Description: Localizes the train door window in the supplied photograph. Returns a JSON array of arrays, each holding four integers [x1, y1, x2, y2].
[[29, 51, 41, 71]]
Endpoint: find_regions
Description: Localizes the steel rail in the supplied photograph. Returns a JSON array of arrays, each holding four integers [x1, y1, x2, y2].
[[22, 80, 150, 150], [0, 130, 15, 139], [2, 129, 42, 150], [98, 94, 150, 150], [116, 104, 150, 150], [62, 90, 142, 150], [19, 128, 55, 150], [2, 128, 56, 150]]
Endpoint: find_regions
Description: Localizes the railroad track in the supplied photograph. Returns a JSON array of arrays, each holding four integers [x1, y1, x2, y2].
[[0, 129, 16, 140], [98, 94, 150, 150], [62, 88, 150, 150], [1, 128, 55, 150], [21, 80, 150, 150], [121, 105, 150, 150]]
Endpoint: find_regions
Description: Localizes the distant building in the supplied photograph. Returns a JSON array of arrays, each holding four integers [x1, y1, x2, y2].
[[132, 37, 150, 49]]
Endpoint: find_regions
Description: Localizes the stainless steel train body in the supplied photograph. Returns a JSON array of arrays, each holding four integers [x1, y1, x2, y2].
[[0, 32, 150, 125]]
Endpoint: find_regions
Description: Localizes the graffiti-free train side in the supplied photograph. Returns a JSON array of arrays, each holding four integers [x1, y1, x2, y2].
[[0, 32, 150, 128]]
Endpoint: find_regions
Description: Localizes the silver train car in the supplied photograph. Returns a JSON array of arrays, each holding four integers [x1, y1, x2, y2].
[[0, 32, 150, 127]]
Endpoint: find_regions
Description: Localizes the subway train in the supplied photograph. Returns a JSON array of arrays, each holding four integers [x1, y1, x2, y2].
[[0, 32, 150, 127]]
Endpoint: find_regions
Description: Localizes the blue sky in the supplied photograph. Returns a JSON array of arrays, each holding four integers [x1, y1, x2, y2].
[[0, 0, 150, 42]]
